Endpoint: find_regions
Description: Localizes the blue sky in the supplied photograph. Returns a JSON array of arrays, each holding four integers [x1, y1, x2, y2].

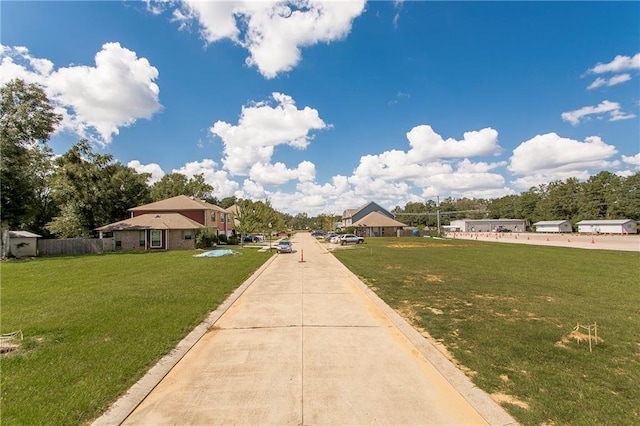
[[2, 1, 639, 215]]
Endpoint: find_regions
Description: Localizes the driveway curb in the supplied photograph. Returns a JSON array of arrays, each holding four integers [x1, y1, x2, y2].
[[91, 253, 277, 426], [318, 238, 518, 426]]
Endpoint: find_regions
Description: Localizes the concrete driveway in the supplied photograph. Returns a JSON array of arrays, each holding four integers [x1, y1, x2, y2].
[[94, 232, 516, 426]]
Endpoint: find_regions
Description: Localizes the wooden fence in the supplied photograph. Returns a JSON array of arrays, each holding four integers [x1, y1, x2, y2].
[[37, 238, 115, 256]]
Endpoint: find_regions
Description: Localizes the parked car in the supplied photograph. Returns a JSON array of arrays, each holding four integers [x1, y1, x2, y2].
[[339, 234, 364, 245], [243, 235, 259, 242], [329, 234, 342, 244], [311, 231, 325, 237], [276, 240, 293, 253], [324, 232, 338, 241], [495, 226, 512, 233]]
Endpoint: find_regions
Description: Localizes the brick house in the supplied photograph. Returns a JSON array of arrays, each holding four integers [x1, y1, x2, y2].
[[341, 202, 406, 236], [95, 195, 235, 251]]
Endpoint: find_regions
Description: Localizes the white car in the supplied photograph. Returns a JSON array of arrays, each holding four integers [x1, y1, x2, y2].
[[329, 235, 342, 244]]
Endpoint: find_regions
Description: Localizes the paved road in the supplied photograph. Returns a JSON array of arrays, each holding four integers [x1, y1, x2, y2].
[[95, 232, 516, 425]]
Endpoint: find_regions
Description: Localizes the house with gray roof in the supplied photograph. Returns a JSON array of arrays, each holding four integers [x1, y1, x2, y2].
[[341, 201, 395, 229]]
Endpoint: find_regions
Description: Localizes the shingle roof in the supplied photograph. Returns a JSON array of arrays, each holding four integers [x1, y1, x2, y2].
[[342, 208, 359, 219], [352, 212, 407, 227], [95, 213, 205, 232], [129, 195, 226, 212]]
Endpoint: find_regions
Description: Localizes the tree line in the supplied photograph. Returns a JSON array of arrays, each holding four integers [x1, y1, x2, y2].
[[2, 79, 638, 239], [393, 172, 640, 229]]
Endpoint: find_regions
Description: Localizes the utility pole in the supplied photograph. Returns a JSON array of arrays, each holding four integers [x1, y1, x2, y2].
[[436, 195, 441, 234]]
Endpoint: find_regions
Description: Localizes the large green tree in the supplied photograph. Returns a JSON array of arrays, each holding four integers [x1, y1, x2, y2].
[[0, 79, 61, 231], [149, 173, 214, 201], [46, 141, 151, 237]]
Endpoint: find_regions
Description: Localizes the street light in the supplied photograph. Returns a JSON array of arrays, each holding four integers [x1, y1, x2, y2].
[[268, 222, 272, 251]]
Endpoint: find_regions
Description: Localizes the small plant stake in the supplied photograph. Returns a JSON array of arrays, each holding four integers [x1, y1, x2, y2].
[[573, 322, 599, 352]]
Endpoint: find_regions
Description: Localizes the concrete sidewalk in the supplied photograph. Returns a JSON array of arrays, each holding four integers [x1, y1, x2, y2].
[[94, 232, 517, 425]]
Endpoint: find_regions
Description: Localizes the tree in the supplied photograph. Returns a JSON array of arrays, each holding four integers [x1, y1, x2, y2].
[[233, 199, 284, 243], [578, 171, 622, 221], [0, 79, 61, 231], [150, 173, 213, 201], [616, 173, 640, 221], [46, 141, 151, 237]]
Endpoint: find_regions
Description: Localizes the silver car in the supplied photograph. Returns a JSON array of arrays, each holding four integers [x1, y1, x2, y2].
[[276, 240, 293, 253], [339, 234, 364, 245]]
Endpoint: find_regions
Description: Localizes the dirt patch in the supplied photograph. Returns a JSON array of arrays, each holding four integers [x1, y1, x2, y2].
[[474, 293, 517, 302], [491, 392, 530, 410], [386, 243, 459, 248], [555, 330, 604, 348], [403, 274, 445, 285]]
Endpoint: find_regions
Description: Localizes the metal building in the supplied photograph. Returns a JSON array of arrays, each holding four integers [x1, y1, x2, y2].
[[533, 220, 572, 233]]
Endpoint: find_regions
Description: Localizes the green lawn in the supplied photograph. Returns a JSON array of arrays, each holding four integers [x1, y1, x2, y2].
[[333, 237, 640, 426], [0, 248, 272, 425]]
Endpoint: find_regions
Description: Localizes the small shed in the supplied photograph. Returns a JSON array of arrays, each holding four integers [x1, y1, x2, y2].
[[533, 220, 573, 233], [576, 219, 637, 234], [8, 231, 41, 258]]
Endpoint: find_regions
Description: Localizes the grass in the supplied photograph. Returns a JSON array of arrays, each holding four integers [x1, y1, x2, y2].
[[0, 248, 272, 425], [332, 237, 640, 426]]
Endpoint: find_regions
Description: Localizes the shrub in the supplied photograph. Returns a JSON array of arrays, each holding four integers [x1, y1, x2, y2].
[[228, 236, 239, 245], [196, 229, 218, 248]]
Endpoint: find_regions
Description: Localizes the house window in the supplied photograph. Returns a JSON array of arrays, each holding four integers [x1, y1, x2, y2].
[[183, 230, 192, 240], [115, 232, 122, 247], [211, 212, 217, 222], [150, 230, 162, 248], [139, 231, 146, 247]]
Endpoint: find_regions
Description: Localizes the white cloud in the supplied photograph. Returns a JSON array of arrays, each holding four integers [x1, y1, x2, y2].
[[508, 133, 619, 187], [587, 74, 632, 89], [0, 43, 162, 144], [0, 45, 50, 86], [589, 53, 640, 74], [210, 92, 328, 176], [615, 170, 635, 178], [164, 0, 366, 78], [173, 159, 240, 198], [406, 125, 502, 160], [248, 160, 316, 186], [561, 100, 636, 125], [127, 160, 165, 183], [351, 126, 501, 183], [622, 153, 640, 168], [238, 179, 267, 199]]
